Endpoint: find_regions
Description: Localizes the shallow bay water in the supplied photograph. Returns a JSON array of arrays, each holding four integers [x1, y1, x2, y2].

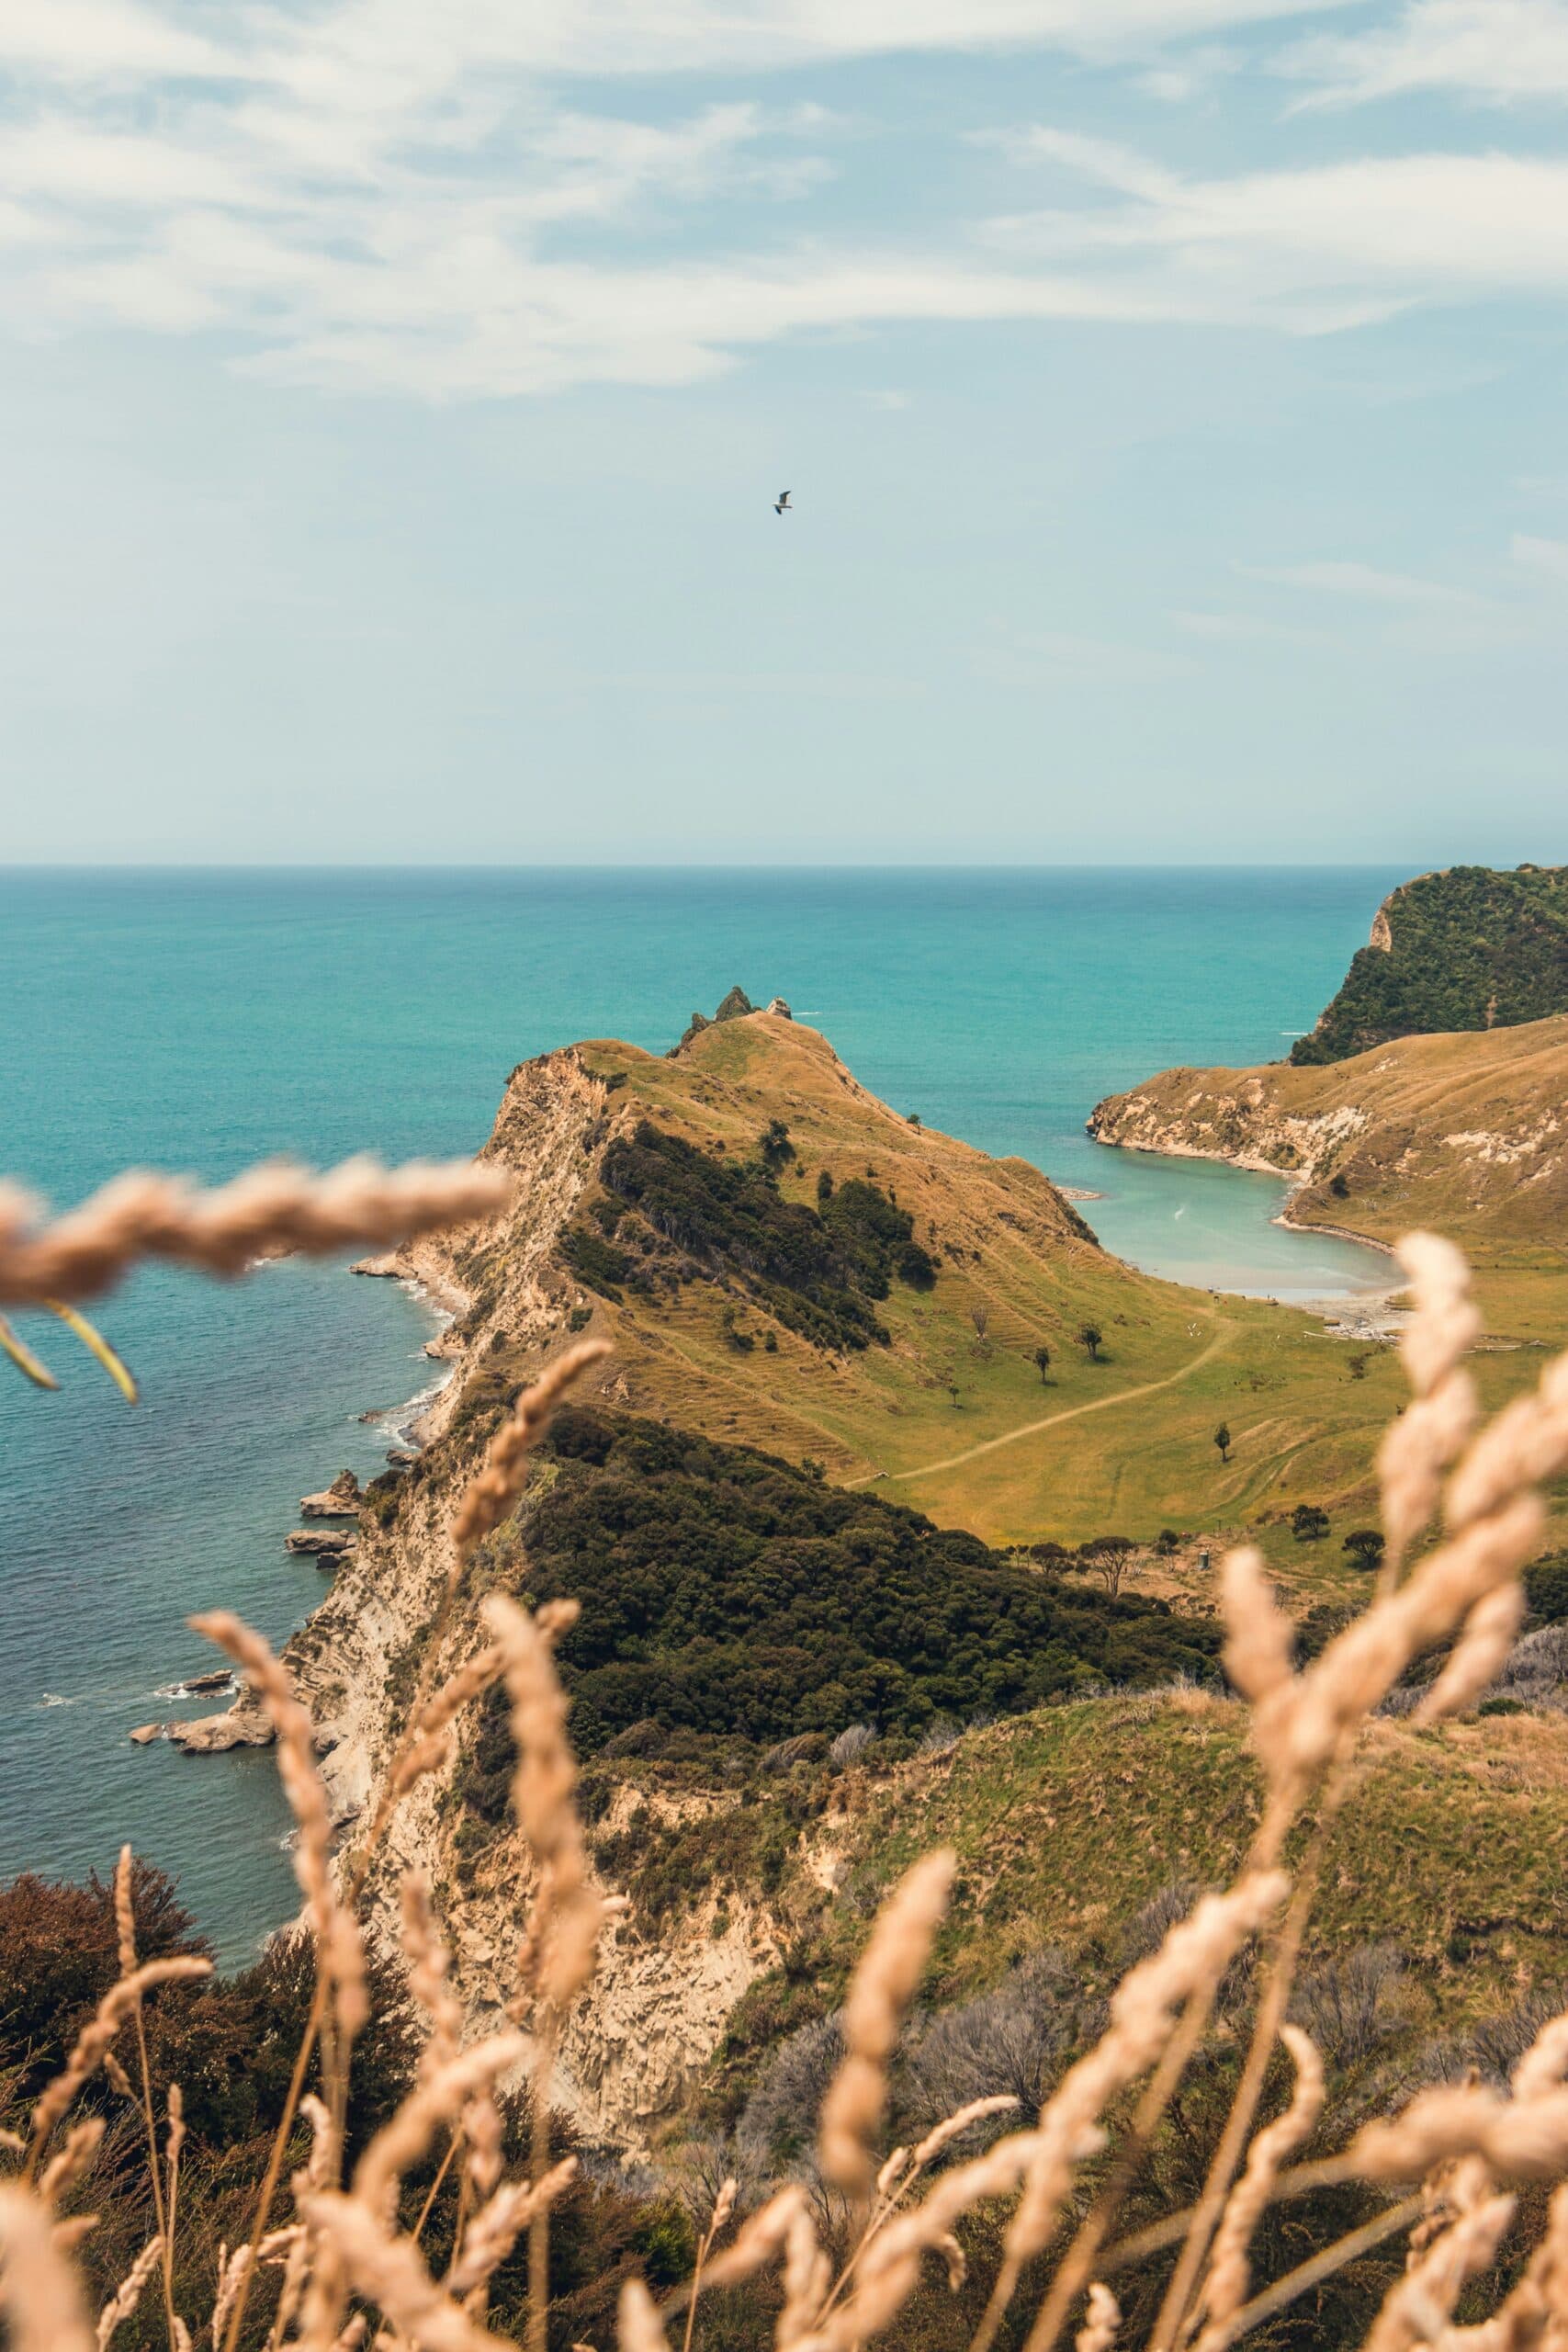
[[0, 865, 1397, 1957]]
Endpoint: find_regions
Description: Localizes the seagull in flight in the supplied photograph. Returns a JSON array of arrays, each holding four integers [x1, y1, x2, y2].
[[773, 490, 792, 514]]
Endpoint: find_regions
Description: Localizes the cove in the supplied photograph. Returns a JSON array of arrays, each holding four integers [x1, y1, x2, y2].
[[1077, 1146, 1394, 1307]]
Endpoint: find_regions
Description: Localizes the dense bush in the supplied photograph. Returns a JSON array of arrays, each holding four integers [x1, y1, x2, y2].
[[1292, 864, 1568, 1065], [0, 1864, 683, 2351], [458, 1408, 1221, 1779], [558, 1122, 935, 1352]]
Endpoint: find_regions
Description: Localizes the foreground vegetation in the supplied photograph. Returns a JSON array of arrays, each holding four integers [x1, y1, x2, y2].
[[10, 1156, 1568, 2352]]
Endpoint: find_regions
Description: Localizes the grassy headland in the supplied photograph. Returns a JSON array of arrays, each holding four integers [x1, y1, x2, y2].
[[1291, 861, 1568, 1064]]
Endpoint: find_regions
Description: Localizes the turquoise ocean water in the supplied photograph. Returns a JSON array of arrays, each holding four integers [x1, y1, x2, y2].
[[0, 867, 1400, 1961]]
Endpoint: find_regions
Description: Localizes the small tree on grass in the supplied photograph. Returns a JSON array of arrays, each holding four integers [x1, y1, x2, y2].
[[1214, 1422, 1232, 1464], [971, 1302, 990, 1353], [1032, 1344, 1052, 1385], [1344, 1528, 1386, 1573], [1292, 1503, 1330, 1544], [1080, 1534, 1138, 1600], [760, 1118, 795, 1172], [1077, 1324, 1103, 1363]]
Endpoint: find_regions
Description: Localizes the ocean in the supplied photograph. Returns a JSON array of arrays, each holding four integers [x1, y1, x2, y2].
[[0, 866, 1401, 1961]]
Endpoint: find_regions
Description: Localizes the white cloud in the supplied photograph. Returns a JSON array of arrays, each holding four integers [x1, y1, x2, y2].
[[0, 0, 1563, 400], [991, 139, 1568, 317], [1283, 1, 1568, 112], [1238, 560, 1485, 606], [1512, 533, 1568, 582]]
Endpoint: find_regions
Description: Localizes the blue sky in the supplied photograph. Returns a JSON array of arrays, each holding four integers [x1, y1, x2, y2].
[[3, 0, 1568, 864]]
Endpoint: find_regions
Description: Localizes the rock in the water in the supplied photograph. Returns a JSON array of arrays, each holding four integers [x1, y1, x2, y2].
[[285, 1526, 357, 1557], [130, 1723, 165, 1746], [182, 1669, 234, 1696], [301, 1470, 361, 1517], [167, 1709, 275, 1754], [764, 997, 792, 1020]]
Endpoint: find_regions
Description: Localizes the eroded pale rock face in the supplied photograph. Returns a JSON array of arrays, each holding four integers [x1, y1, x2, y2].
[[557, 1905, 777, 2154], [285, 1527, 357, 1559], [441, 1785, 787, 2158], [166, 1708, 275, 1753], [301, 1471, 361, 1517], [1087, 1087, 1369, 1183]]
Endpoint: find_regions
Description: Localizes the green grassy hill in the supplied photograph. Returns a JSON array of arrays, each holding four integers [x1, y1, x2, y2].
[[415, 1006, 1481, 1549]]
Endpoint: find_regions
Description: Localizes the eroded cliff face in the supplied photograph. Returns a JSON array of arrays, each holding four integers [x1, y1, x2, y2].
[[1087, 1073, 1370, 1184], [1088, 1015, 1568, 1250], [258, 1011, 1181, 2153], [277, 1047, 790, 2155]]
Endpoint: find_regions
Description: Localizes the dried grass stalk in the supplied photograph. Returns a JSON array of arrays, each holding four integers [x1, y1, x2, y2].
[[1354, 2086, 1568, 2182], [818, 1849, 956, 2197], [390, 1646, 506, 1801], [618, 2276, 672, 2351], [354, 2037, 527, 2226], [306, 2191, 508, 2352], [1076, 2282, 1122, 2352], [1446, 1354, 1568, 1534], [696, 2188, 810, 2293], [1003, 1873, 1291, 2281], [39, 2120, 105, 2207], [28, 1958, 211, 2156], [1396, 1233, 1482, 1401], [0, 2182, 96, 2352], [452, 1340, 610, 1562], [1416, 1584, 1526, 1725], [775, 2199, 830, 2351], [1192, 2026, 1324, 2350], [480, 1593, 607, 2013], [1362, 2183, 1517, 2352], [0, 1159, 513, 1309], [447, 2159, 578, 2300], [189, 1611, 367, 2046], [1267, 1498, 1544, 1784], [94, 2233, 163, 2348]]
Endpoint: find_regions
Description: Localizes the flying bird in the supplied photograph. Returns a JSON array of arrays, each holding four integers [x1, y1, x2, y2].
[[773, 491, 792, 514]]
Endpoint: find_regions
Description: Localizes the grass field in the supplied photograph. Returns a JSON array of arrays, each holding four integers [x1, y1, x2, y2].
[[489, 1015, 1564, 1561], [802, 1688, 1568, 2023]]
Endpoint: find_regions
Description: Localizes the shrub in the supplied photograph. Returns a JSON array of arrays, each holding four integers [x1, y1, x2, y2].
[[491, 1408, 1221, 1762]]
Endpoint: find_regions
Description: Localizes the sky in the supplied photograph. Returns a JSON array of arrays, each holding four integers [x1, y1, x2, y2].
[[2, 0, 1568, 865]]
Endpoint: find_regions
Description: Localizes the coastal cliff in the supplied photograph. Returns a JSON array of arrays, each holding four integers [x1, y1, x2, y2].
[[1089, 1012, 1568, 1250], [268, 1001, 1203, 2151]]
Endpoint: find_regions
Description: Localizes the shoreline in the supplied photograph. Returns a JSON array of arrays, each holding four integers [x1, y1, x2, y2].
[[1086, 1133, 1405, 1331]]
